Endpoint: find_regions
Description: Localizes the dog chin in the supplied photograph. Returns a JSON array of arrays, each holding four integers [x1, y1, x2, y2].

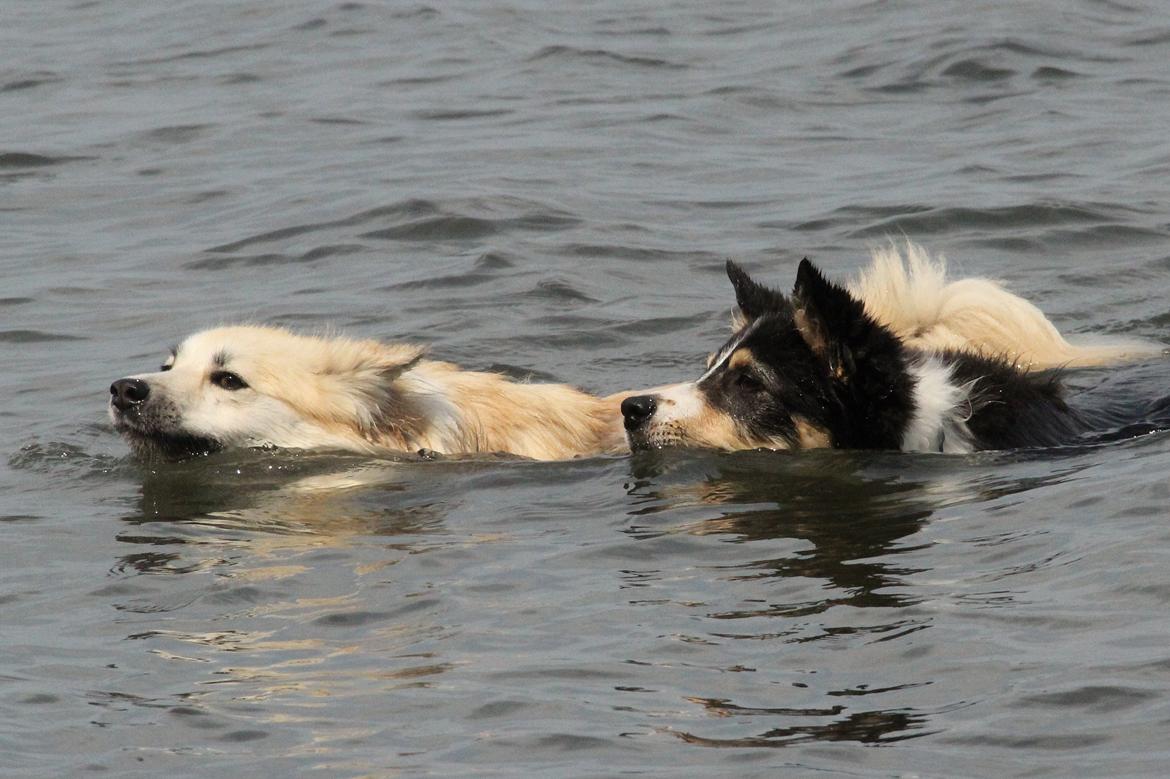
[[626, 433, 652, 452], [625, 429, 677, 452], [111, 410, 221, 460], [122, 429, 222, 460]]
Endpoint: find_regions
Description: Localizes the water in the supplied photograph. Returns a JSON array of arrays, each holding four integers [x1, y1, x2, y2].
[[4, 1, 1170, 775]]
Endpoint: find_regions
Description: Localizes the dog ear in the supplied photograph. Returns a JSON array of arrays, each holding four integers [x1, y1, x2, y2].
[[373, 345, 424, 382], [791, 258, 895, 383], [330, 341, 424, 402], [726, 260, 788, 329], [337, 343, 426, 440], [792, 258, 914, 449]]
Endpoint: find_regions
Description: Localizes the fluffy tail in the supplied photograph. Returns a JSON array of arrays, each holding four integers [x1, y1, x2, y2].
[[849, 243, 1164, 370]]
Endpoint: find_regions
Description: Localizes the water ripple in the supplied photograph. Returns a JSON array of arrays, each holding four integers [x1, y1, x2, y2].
[[185, 244, 364, 271], [140, 124, 212, 144], [199, 198, 578, 263], [1015, 685, 1158, 713], [673, 706, 936, 747], [848, 203, 1134, 237], [204, 199, 439, 253], [1, 73, 62, 92], [528, 44, 689, 70], [115, 43, 271, 67], [0, 152, 89, 168], [0, 329, 84, 343], [413, 108, 514, 121]]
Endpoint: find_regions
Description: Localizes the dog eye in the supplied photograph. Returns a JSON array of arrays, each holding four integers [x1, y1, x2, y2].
[[159, 363, 173, 372], [210, 370, 248, 391], [734, 371, 765, 393]]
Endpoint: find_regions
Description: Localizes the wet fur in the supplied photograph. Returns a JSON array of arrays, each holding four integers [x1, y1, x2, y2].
[[111, 246, 1158, 461], [625, 257, 1099, 454], [110, 326, 629, 461]]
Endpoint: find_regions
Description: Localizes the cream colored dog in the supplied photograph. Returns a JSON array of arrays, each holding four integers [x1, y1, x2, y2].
[[110, 244, 1157, 460], [109, 326, 629, 460]]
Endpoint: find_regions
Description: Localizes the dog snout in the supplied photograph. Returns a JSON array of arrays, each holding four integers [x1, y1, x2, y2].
[[110, 377, 150, 411], [621, 395, 658, 431]]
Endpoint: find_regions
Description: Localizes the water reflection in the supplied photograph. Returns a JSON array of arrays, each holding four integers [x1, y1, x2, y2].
[[115, 451, 449, 574], [625, 449, 938, 611], [622, 449, 994, 749], [676, 700, 935, 747], [93, 442, 1127, 755], [104, 451, 463, 735]]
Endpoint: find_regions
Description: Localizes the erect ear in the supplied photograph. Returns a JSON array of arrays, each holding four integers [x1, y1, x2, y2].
[[326, 341, 425, 396], [792, 258, 894, 383], [334, 342, 426, 439], [726, 260, 788, 330], [373, 344, 425, 381]]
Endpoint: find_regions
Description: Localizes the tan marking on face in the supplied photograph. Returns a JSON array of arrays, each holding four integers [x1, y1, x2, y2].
[[686, 399, 752, 450], [726, 349, 754, 372], [627, 381, 791, 452], [793, 417, 832, 449]]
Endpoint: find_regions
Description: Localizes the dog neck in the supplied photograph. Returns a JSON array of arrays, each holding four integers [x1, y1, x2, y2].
[[900, 354, 975, 454], [390, 360, 626, 460]]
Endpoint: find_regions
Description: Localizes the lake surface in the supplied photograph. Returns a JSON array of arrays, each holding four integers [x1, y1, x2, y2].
[[5, 1, 1170, 776]]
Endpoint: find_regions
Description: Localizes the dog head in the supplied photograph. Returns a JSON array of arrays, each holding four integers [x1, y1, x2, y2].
[[622, 259, 914, 452], [109, 326, 425, 459]]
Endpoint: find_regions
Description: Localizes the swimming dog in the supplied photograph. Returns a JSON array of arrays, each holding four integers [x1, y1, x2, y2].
[[110, 246, 1154, 461], [109, 326, 630, 460], [621, 257, 1156, 454]]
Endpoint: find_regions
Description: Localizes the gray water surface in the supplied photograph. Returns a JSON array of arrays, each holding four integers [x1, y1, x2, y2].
[[5, 2, 1170, 776]]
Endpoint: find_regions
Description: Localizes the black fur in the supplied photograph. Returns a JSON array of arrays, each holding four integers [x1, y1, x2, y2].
[[704, 260, 1085, 452], [791, 258, 916, 448], [946, 352, 1084, 449], [711, 260, 915, 449], [727, 259, 788, 319], [700, 302, 831, 447]]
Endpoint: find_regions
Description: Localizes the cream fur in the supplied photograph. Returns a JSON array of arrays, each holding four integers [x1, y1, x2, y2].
[[111, 326, 629, 460], [850, 243, 1163, 369]]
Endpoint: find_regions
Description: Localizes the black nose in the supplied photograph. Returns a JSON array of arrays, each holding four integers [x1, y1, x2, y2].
[[621, 395, 657, 431], [110, 378, 150, 411]]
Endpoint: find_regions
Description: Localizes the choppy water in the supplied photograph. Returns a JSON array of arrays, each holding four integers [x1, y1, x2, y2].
[[5, 1, 1170, 776]]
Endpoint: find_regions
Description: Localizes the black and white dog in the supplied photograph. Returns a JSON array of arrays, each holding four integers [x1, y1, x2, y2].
[[622, 259, 1129, 454]]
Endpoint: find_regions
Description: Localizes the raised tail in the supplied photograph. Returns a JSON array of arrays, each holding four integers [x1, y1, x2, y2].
[[849, 243, 1164, 370]]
